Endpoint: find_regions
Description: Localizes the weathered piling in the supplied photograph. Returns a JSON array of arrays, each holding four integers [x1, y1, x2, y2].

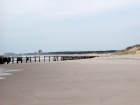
[[26, 57, 27, 63], [0, 57, 10, 64], [34, 56, 36, 62], [62, 56, 64, 61], [7, 58, 11, 64], [16, 57, 21, 64], [21, 57, 22, 63], [0, 55, 98, 64], [61, 56, 63, 61], [44, 56, 45, 62], [57, 56, 58, 61], [0, 57, 3, 64], [12, 57, 14, 64], [39, 56, 40, 62], [53, 56, 56, 61], [49, 56, 50, 62], [17, 57, 18, 64], [7, 57, 8, 64]]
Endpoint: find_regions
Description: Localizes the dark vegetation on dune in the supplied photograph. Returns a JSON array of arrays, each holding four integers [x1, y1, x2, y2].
[[45, 50, 117, 55], [116, 44, 140, 55]]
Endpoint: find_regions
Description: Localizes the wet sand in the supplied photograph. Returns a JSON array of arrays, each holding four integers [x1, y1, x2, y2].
[[0, 56, 140, 105]]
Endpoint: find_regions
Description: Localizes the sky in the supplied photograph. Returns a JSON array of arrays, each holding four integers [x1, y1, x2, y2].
[[0, 0, 140, 54]]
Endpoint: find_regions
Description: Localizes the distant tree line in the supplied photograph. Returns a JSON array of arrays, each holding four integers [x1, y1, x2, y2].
[[45, 50, 117, 55], [24, 50, 117, 55]]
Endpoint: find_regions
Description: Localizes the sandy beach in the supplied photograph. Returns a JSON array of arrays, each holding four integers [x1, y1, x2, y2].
[[0, 55, 140, 105]]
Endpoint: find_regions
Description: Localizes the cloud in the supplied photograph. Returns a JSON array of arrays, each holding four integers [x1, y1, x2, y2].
[[0, 0, 140, 53], [1, 0, 139, 29], [1, 0, 140, 19]]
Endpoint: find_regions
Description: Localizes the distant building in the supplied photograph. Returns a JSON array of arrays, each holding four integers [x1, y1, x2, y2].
[[3, 53, 15, 56], [38, 50, 42, 55], [0, 53, 3, 56]]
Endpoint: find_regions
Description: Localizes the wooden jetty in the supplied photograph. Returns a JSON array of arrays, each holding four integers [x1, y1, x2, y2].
[[0, 56, 99, 64]]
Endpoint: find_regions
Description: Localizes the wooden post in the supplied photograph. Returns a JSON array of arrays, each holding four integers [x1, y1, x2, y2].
[[12, 57, 14, 64], [62, 56, 64, 61], [39, 56, 40, 62], [17, 57, 18, 64], [25, 57, 27, 63], [35, 56, 36, 62], [57, 56, 58, 61], [21, 57, 22, 63], [44, 56, 45, 62], [7, 57, 8, 64], [73, 56, 75, 60], [48, 56, 50, 62], [53, 56, 55, 61]]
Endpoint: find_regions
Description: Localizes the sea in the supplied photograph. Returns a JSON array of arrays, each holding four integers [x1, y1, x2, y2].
[[0, 68, 23, 80]]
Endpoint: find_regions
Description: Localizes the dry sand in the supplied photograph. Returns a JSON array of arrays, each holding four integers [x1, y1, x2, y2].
[[0, 55, 140, 105]]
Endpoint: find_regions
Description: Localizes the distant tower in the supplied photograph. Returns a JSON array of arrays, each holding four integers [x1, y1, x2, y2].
[[38, 50, 42, 55]]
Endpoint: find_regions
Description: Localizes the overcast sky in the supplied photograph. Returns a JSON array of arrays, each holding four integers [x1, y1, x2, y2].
[[0, 0, 140, 53]]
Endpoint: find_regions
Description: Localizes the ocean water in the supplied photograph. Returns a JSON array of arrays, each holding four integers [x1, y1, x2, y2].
[[0, 68, 23, 79]]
